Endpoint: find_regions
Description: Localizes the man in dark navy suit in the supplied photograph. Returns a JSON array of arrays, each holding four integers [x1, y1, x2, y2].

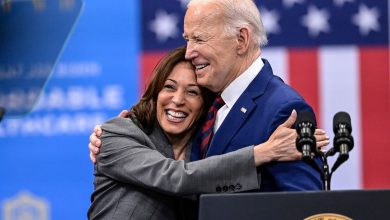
[[183, 0, 325, 191]]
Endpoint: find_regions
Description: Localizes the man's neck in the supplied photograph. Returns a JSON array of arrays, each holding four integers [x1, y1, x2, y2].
[[220, 49, 261, 92]]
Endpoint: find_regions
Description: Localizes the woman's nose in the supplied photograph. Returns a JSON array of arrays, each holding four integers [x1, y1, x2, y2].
[[171, 91, 185, 105]]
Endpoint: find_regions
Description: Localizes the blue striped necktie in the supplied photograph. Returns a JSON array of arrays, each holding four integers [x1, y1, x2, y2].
[[199, 95, 225, 158]]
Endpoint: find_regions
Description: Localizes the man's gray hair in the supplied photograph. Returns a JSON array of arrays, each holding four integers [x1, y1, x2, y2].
[[188, 0, 268, 47]]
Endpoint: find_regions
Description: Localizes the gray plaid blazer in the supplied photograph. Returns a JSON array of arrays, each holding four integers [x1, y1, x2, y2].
[[88, 117, 260, 220]]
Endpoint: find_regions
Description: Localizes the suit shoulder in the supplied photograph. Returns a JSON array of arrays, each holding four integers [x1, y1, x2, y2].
[[268, 76, 306, 101], [259, 76, 313, 114]]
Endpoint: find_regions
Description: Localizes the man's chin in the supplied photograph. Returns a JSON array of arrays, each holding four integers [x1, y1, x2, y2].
[[196, 77, 207, 86]]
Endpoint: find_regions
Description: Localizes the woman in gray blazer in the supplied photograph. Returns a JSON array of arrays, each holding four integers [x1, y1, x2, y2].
[[88, 47, 328, 220]]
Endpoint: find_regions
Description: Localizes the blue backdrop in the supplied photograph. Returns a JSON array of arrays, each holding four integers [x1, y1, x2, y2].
[[0, 0, 139, 219]]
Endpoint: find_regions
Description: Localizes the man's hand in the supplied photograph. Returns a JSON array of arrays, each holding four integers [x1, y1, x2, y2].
[[88, 110, 130, 163]]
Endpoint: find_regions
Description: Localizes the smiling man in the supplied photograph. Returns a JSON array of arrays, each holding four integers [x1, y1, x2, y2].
[[183, 0, 323, 191]]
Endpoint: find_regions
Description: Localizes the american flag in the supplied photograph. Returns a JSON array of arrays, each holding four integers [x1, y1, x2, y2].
[[141, 0, 390, 189]]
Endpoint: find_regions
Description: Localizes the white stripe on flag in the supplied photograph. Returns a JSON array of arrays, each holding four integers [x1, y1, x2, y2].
[[319, 46, 362, 189], [262, 47, 289, 83]]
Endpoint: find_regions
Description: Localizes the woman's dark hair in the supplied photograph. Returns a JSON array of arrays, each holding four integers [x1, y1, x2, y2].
[[131, 46, 215, 130]]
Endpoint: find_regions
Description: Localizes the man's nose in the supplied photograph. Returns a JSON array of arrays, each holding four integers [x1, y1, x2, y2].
[[185, 41, 196, 60]]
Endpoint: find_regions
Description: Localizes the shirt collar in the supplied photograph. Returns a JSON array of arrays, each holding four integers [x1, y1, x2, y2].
[[221, 56, 264, 109]]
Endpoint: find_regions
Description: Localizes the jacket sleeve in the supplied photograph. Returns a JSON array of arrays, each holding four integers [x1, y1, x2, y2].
[[96, 118, 260, 196], [265, 99, 323, 191]]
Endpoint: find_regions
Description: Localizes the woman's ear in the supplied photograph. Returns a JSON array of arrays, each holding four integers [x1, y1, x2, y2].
[[236, 27, 250, 55]]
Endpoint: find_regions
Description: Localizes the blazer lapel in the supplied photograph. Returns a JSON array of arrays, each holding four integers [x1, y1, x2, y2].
[[149, 121, 174, 159], [205, 59, 275, 156]]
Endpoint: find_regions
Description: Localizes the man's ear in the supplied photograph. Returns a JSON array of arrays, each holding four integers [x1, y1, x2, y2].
[[236, 27, 250, 55]]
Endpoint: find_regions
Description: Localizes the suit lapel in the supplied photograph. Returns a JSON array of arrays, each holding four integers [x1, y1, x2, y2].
[[206, 92, 255, 156], [206, 59, 275, 156]]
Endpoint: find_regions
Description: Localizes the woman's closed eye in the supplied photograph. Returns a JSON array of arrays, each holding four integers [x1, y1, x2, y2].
[[187, 88, 200, 96], [163, 84, 176, 91]]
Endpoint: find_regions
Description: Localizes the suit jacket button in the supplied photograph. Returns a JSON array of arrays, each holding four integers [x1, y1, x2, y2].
[[235, 183, 242, 190], [222, 185, 228, 192], [216, 186, 222, 193], [229, 185, 235, 191]]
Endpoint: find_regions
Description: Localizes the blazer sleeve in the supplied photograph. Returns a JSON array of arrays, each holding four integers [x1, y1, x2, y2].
[[265, 99, 323, 191], [96, 118, 260, 195]]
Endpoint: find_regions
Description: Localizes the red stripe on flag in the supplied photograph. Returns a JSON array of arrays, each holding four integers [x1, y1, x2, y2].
[[360, 47, 390, 189], [288, 49, 321, 125], [140, 52, 167, 94]]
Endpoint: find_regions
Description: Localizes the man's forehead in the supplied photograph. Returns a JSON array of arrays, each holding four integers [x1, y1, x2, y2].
[[182, 29, 207, 38], [183, 19, 217, 38], [184, 7, 223, 32]]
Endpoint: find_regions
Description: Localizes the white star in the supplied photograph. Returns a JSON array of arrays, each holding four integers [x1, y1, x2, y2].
[[261, 8, 281, 34], [301, 5, 331, 37], [149, 10, 180, 42], [177, 0, 190, 8], [352, 4, 380, 36], [334, 0, 354, 7], [283, 0, 305, 8]]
